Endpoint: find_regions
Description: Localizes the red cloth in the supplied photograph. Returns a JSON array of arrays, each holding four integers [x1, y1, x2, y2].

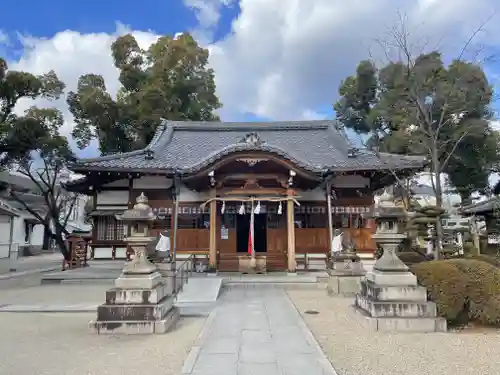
[[247, 227, 253, 254]]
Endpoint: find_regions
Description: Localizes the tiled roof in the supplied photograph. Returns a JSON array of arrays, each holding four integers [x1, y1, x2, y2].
[[71, 120, 426, 175], [461, 198, 500, 215]]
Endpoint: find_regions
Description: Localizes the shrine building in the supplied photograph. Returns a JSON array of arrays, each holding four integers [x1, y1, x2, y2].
[[65, 120, 426, 272]]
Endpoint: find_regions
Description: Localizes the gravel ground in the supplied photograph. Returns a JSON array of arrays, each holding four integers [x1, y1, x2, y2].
[[287, 289, 500, 375], [0, 313, 204, 375]]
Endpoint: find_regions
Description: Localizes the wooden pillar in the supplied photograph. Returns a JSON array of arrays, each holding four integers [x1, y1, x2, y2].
[[287, 191, 296, 272], [209, 191, 217, 267], [326, 181, 334, 254]]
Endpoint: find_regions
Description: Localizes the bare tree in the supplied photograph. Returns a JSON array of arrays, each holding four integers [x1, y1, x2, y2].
[[8, 156, 77, 263]]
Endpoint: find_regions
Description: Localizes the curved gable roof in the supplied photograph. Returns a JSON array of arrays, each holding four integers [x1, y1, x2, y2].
[[71, 120, 426, 175]]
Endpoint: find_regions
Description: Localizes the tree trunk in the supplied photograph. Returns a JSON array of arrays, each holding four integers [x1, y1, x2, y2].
[[434, 170, 444, 260], [54, 228, 71, 262]]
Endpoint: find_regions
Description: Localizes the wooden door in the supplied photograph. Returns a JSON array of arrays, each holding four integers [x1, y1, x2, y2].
[[217, 211, 238, 271], [295, 228, 329, 254], [266, 228, 288, 271], [346, 228, 375, 252]]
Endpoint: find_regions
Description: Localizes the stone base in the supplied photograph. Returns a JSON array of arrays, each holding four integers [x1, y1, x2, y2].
[[365, 269, 417, 286], [97, 295, 175, 321], [355, 294, 437, 317], [360, 279, 427, 301], [156, 262, 176, 279], [114, 271, 163, 289], [353, 306, 447, 332], [90, 307, 180, 335], [105, 281, 173, 304], [354, 278, 447, 332], [327, 273, 364, 296]]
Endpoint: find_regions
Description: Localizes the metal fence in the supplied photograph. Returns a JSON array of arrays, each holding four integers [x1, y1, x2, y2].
[[173, 254, 194, 295]]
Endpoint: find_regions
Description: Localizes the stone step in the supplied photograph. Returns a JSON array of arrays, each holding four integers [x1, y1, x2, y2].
[[355, 295, 437, 318], [354, 306, 447, 332], [360, 280, 428, 302]]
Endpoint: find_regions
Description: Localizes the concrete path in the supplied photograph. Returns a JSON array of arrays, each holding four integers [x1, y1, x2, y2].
[[181, 285, 337, 375], [0, 253, 61, 279]]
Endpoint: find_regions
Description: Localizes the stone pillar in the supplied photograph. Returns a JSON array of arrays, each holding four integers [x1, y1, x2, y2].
[[209, 195, 217, 268], [287, 194, 296, 273]]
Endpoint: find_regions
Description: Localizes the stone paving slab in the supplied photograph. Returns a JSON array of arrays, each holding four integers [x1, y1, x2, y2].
[[181, 285, 338, 375], [176, 277, 222, 304]]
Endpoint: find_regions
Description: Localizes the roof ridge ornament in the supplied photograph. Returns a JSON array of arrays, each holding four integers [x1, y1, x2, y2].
[[240, 132, 263, 146]]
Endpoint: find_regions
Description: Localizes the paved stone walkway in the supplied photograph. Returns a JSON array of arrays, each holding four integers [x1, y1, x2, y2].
[[181, 285, 337, 375]]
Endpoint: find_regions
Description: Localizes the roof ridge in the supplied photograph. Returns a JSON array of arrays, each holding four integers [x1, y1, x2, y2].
[[166, 119, 336, 131]]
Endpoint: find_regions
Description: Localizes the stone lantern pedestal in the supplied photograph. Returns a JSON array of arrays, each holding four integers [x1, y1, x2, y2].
[[354, 191, 446, 332], [327, 243, 366, 297], [89, 193, 179, 334]]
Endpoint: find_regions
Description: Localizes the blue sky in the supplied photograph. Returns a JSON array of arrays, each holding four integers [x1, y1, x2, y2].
[[0, 0, 498, 156], [0, 0, 239, 54]]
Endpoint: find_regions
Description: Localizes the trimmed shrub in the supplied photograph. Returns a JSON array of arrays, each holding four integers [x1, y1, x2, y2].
[[465, 254, 500, 268], [397, 251, 427, 266], [411, 261, 469, 324], [448, 259, 500, 325]]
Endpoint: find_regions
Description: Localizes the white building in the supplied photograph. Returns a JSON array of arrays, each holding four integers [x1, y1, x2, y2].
[[0, 171, 90, 259]]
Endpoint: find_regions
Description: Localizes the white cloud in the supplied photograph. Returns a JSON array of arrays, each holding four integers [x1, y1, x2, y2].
[[207, 0, 500, 120], [3, 0, 500, 159], [0, 30, 9, 45]]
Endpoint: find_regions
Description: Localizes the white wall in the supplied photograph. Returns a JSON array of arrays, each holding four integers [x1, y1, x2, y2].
[[178, 184, 210, 202], [11, 215, 44, 247], [0, 215, 12, 258], [96, 190, 129, 206], [133, 176, 172, 190], [298, 188, 325, 201]]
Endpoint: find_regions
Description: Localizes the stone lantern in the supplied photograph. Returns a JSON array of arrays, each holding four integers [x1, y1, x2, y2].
[[116, 192, 156, 274], [353, 188, 446, 332], [89, 192, 180, 335], [371, 189, 410, 277]]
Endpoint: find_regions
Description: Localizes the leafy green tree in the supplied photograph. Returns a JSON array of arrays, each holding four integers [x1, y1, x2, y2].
[[0, 58, 65, 165], [334, 21, 499, 258], [68, 33, 222, 154]]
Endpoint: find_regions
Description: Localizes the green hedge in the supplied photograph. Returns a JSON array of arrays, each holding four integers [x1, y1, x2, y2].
[[412, 259, 500, 326], [411, 261, 469, 325], [465, 254, 500, 268]]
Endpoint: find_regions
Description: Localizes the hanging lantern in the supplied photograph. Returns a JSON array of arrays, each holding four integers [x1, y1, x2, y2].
[[254, 201, 261, 214], [239, 202, 245, 215], [220, 201, 225, 214], [277, 201, 282, 215]]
